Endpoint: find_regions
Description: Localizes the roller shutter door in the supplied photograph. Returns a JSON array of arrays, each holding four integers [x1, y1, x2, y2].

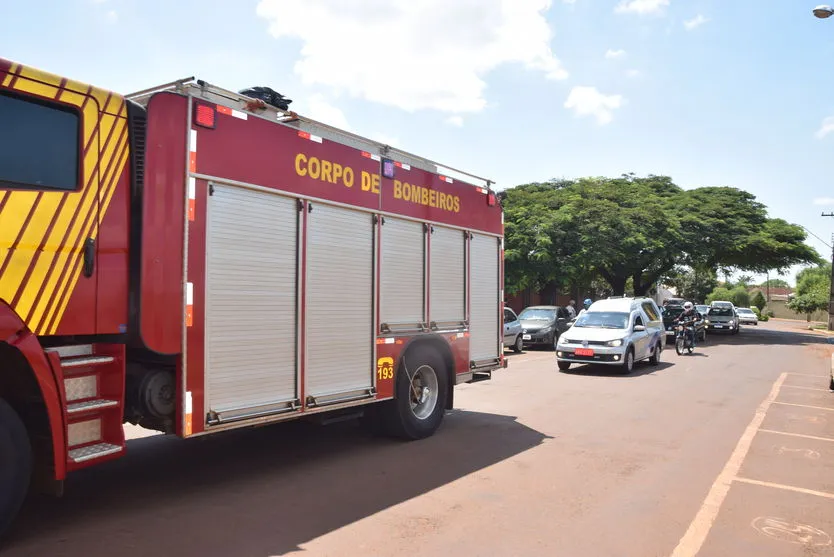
[[429, 226, 465, 324], [469, 233, 500, 362], [380, 217, 425, 328], [306, 203, 374, 399], [204, 184, 299, 416]]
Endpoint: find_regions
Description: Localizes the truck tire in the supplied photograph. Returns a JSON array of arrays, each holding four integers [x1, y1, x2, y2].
[[385, 347, 449, 440], [0, 397, 31, 542]]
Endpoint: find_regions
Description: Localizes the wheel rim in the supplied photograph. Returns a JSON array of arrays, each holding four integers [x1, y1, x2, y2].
[[409, 364, 439, 420], [516, 336, 523, 351]]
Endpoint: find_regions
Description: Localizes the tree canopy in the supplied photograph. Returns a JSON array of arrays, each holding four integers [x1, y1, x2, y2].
[[787, 263, 831, 320], [501, 174, 819, 296]]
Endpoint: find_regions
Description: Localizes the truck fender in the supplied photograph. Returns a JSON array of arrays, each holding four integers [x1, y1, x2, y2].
[[0, 300, 66, 480]]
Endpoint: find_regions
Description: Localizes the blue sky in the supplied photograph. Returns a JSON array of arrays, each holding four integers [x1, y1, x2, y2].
[[2, 0, 833, 285]]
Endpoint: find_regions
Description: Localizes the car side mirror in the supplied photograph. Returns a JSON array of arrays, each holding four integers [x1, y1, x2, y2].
[[633, 325, 646, 332]]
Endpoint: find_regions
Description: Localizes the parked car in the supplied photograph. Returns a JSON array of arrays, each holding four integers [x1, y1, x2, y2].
[[661, 304, 706, 342], [556, 297, 665, 374], [518, 305, 572, 350], [736, 307, 758, 325], [503, 307, 524, 352], [705, 305, 739, 333], [695, 304, 710, 316]]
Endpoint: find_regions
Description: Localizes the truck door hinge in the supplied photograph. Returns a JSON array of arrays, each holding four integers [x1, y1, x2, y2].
[[297, 198, 304, 212], [208, 183, 215, 196]]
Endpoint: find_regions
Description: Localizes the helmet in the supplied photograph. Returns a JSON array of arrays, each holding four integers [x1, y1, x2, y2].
[[684, 302, 693, 310], [583, 298, 592, 308]]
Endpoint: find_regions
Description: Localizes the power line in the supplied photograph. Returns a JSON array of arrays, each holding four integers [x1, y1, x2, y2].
[[802, 224, 832, 249]]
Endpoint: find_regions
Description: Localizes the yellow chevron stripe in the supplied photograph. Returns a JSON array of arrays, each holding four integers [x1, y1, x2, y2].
[[20, 91, 103, 328], [49, 141, 129, 333], [1, 60, 132, 335], [1, 64, 16, 87], [41, 109, 128, 333]]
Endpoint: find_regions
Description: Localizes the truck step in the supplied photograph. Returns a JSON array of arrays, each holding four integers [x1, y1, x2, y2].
[[60, 355, 115, 369], [468, 371, 492, 384], [68, 443, 123, 463], [67, 398, 119, 414]]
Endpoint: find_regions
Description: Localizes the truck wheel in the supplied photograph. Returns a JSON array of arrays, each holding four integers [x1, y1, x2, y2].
[[0, 397, 31, 542], [385, 348, 448, 440]]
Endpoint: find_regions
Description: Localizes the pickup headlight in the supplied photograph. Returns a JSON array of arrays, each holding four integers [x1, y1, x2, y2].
[[606, 339, 623, 347], [705, 319, 710, 324]]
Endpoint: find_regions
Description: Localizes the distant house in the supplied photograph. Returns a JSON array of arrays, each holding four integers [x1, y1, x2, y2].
[[749, 286, 793, 302]]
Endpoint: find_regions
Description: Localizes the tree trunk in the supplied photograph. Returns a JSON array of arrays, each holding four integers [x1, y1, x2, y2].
[[610, 276, 627, 296]]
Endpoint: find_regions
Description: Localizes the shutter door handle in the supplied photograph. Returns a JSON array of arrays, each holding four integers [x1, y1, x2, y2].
[[83, 238, 95, 278]]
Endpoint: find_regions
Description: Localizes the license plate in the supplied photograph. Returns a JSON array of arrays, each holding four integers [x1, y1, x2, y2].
[[714, 325, 723, 328], [575, 348, 594, 357], [523, 334, 531, 340], [667, 327, 672, 330]]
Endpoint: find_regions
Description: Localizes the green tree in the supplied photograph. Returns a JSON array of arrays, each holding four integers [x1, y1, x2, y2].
[[501, 176, 820, 297], [751, 290, 766, 311], [706, 286, 732, 304], [729, 286, 750, 308], [760, 278, 789, 288], [665, 266, 718, 303], [786, 263, 831, 321]]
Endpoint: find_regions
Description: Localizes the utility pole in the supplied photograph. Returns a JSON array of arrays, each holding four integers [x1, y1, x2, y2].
[[823, 213, 834, 331]]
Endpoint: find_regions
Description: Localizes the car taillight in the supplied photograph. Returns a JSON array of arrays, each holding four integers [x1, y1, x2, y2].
[[194, 102, 216, 129]]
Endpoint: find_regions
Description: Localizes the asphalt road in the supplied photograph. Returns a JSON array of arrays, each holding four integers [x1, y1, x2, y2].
[[3, 320, 833, 557]]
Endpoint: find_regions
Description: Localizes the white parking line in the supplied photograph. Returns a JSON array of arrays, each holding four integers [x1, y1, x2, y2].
[[772, 402, 834, 412], [781, 385, 832, 393], [670, 372, 787, 557], [758, 429, 834, 443], [734, 477, 834, 500]]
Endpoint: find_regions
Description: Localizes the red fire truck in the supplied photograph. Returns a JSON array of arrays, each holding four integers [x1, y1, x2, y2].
[[0, 58, 505, 537]]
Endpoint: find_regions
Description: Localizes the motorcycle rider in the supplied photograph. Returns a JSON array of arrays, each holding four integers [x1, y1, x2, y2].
[[577, 298, 593, 317], [674, 302, 701, 348]]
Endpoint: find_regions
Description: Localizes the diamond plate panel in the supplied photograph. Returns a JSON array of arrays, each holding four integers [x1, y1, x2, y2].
[[67, 418, 101, 447], [64, 375, 97, 402]]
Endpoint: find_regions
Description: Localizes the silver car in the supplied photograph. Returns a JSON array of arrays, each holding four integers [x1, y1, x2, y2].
[[556, 297, 666, 374], [705, 304, 740, 334], [736, 307, 758, 325], [503, 307, 524, 352]]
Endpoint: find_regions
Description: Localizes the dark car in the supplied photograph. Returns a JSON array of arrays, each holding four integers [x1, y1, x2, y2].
[[518, 305, 572, 350], [661, 305, 706, 342]]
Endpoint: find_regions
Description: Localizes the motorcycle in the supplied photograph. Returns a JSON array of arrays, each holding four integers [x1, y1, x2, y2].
[[675, 322, 696, 355]]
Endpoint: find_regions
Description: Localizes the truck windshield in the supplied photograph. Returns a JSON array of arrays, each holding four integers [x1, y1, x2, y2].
[[573, 311, 630, 329]]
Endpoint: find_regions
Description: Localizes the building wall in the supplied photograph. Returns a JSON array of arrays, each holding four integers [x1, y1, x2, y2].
[[766, 299, 827, 322]]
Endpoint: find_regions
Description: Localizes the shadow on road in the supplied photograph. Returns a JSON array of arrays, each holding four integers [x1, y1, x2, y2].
[[700, 323, 828, 348], [6, 411, 548, 557], [561, 361, 675, 378]]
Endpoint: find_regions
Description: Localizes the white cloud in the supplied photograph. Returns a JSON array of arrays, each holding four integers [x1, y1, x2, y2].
[[813, 197, 834, 206], [614, 0, 669, 15], [684, 14, 709, 30], [105, 10, 118, 23], [815, 116, 834, 139], [605, 49, 626, 60], [306, 94, 351, 131], [625, 69, 642, 78], [564, 86, 624, 125], [446, 115, 464, 127], [256, 0, 568, 114], [562, 0, 576, 3]]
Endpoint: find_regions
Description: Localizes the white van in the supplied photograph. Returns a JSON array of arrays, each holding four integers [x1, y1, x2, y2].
[[556, 297, 665, 374]]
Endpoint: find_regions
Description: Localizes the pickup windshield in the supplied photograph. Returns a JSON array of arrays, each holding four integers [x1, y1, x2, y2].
[[709, 308, 734, 317], [573, 311, 630, 329]]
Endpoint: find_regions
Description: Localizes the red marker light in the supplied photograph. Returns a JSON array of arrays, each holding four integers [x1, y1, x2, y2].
[[487, 192, 496, 206], [194, 102, 216, 129]]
